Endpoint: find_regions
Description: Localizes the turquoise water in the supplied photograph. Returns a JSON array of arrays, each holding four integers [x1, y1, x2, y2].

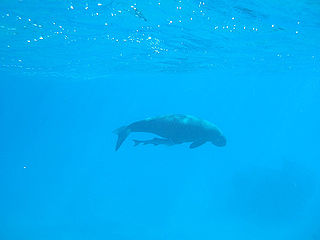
[[1, 0, 320, 239]]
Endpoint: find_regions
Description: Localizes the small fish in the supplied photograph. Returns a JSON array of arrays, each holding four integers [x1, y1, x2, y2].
[[133, 137, 175, 147], [130, 5, 147, 21]]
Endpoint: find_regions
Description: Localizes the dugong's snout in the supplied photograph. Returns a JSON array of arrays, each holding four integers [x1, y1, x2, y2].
[[212, 135, 226, 147]]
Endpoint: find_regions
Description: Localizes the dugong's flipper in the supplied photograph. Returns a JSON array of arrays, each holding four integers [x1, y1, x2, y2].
[[189, 140, 206, 149], [113, 126, 130, 151], [133, 138, 174, 147]]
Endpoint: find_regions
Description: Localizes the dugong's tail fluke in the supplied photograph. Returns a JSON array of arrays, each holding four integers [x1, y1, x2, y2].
[[113, 126, 130, 151]]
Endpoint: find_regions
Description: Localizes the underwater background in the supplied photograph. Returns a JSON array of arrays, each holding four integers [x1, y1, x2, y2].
[[1, 0, 320, 239]]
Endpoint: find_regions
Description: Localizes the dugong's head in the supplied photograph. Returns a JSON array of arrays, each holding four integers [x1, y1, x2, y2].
[[210, 132, 226, 147]]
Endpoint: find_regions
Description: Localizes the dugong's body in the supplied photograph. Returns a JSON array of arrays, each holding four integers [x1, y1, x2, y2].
[[114, 114, 226, 151]]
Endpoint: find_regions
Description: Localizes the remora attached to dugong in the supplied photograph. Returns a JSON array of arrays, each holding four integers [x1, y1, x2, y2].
[[113, 114, 226, 151]]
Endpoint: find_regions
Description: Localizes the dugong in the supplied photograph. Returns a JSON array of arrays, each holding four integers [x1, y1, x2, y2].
[[113, 114, 226, 151]]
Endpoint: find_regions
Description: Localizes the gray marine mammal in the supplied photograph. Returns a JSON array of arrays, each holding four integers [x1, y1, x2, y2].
[[113, 114, 226, 151]]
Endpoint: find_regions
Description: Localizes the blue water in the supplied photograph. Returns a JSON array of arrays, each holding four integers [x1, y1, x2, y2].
[[1, 0, 320, 240]]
